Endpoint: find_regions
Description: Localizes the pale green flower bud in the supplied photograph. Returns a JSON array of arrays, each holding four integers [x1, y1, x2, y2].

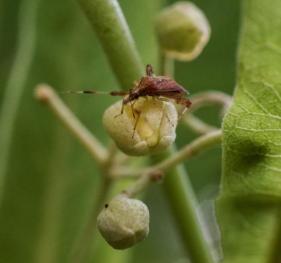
[[97, 194, 150, 250], [103, 98, 178, 156], [155, 1, 210, 61]]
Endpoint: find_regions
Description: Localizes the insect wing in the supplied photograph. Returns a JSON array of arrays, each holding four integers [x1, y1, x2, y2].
[[149, 78, 188, 95]]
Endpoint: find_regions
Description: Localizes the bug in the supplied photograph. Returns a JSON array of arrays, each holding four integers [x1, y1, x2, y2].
[[66, 64, 191, 137], [75, 64, 192, 112]]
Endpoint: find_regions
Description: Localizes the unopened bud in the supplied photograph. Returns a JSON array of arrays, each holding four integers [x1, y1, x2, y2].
[[103, 98, 178, 156], [97, 194, 149, 250], [155, 1, 210, 61]]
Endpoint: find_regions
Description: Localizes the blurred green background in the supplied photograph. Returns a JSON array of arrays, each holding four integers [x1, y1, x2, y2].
[[0, 0, 240, 262]]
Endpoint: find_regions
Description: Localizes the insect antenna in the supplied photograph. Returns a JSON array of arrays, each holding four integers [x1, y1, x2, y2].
[[60, 89, 128, 97]]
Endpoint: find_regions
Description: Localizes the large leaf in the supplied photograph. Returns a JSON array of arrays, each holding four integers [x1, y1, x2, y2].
[[217, 0, 281, 262]]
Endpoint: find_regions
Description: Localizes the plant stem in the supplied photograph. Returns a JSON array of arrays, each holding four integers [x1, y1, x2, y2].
[[183, 91, 232, 134], [153, 149, 215, 263], [77, 0, 143, 89], [189, 91, 232, 114], [154, 130, 222, 172], [70, 176, 112, 263], [0, 0, 40, 206], [184, 114, 218, 135], [35, 84, 108, 164], [159, 51, 174, 77], [158, 54, 216, 263], [159, 50, 221, 136], [126, 130, 222, 197], [72, 1, 144, 262]]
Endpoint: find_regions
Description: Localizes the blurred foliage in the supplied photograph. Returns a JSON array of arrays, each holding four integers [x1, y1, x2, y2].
[[0, 0, 240, 262]]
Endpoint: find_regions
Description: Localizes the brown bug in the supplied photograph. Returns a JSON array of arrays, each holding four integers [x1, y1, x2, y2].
[[66, 64, 191, 137], [76, 64, 192, 112]]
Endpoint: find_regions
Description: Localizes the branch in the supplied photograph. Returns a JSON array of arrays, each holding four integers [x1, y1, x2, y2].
[[35, 84, 108, 164], [183, 91, 232, 134], [190, 91, 232, 114], [183, 114, 218, 135], [125, 130, 222, 196], [77, 0, 143, 89]]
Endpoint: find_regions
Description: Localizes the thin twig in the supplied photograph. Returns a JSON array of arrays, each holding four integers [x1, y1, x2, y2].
[[190, 91, 232, 114], [35, 84, 108, 164], [159, 51, 174, 77], [70, 176, 112, 263], [125, 130, 222, 197], [183, 91, 232, 134], [183, 114, 218, 135], [125, 175, 151, 197], [154, 129, 222, 171], [109, 166, 143, 179]]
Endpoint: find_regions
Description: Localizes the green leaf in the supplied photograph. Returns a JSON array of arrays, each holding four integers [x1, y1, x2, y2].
[[217, 0, 281, 262]]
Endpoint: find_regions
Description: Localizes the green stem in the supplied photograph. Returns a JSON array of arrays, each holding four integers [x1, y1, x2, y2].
[[152, 149, 215, 263], [35, 85, 117, 262], [35, 84, 115, 263], [70, 176, 112, 263], [159, 51, 174, 77], [189, 91, 232, 114], [120, 130, 222, 187], [183, 114, 218, 135], [159, 54, 215, 263], [0, 0, 40, 206], [154, 130, 222, 172], [125, 174, 151, 198], [183, 91, 232, 134], [77, 0, 143, 89]]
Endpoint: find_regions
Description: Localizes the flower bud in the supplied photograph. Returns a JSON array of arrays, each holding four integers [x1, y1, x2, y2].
[[103, 98, 178, 156], [97, 194, 150, 250], [155, 1, 210, 61]]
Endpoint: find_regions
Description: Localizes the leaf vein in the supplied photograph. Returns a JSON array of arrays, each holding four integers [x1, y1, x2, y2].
[[242, 88, 270, 114]]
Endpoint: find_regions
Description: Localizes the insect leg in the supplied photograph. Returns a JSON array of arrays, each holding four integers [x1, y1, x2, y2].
[[114, 98, 126, 118], [132, 109, 141, 139], [175, 98, 191, 120], [130, 100, 139, 119], [175, 97, 192, 108]]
